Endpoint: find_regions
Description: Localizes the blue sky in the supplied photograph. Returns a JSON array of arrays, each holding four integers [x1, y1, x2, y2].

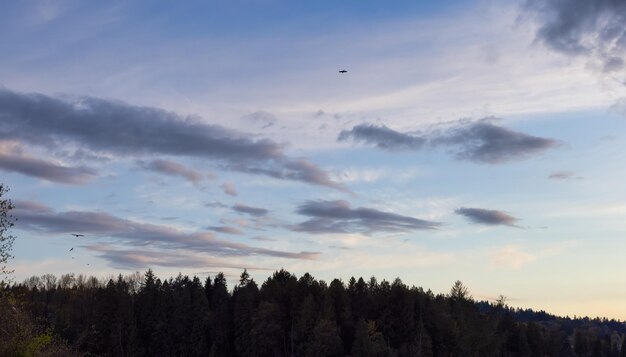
[[2, 0, 626, 319]]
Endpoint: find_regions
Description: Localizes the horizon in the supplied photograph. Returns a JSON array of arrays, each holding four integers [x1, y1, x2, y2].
[[2, 0, 626, 321]]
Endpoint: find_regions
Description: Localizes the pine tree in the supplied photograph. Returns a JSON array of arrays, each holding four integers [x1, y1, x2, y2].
[[0, 184, 16, 284]]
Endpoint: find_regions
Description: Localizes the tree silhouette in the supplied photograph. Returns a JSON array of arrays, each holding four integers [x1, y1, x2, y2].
[[2, 269, 626, 356], [449, 280, 471, 301], [0, 184, 16, 283]]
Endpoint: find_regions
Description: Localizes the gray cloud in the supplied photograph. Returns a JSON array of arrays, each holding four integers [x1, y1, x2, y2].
[[221, 182, 237, 196], [526, 0, 626, 73], [251, 236, 276, 242], [338, 124, 426, 150], [207, 226, 244, 235], [455, 207, 519, 227], [0, 88, 345, 191], [338, 119, 557, 164], [232, 203, 269, 217], [436, 120, 557, 163], [87, 245, 254, 270], [13, 200, 319, 261], [205, 201, 229, 208], [226, 158, 350, 193], [292, 200, 440, 234], [137, 159, 204, 184], [548, 170, 580, 180], [0, 147, 97, 184]]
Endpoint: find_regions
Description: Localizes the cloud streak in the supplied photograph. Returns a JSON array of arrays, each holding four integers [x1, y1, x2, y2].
[[0, 142, 97, 184], [0, 88, 345, 191], [88, 245, 257, 270], [455, 207, 519, 227], [207, 226, 244, 235], [292, 200, 440, 234], [12, 200, 319, 263], [232, 203, 269, 217], [548, 170, 580, 180], [338, 119, 557, 164], [137, 159, 205, 184], [337, 124, 425, 151]]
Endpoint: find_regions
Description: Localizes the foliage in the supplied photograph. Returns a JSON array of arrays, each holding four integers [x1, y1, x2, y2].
[[3, 271, 626, 357], [0, 291, 78, 356], [0, 184, 16, 283]]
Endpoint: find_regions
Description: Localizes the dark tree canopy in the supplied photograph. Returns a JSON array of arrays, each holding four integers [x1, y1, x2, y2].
[[0, 184, 16, 283], [2, 269, 625, 356]]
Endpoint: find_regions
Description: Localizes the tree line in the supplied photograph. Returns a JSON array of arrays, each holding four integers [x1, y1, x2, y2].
[[2, 269, 626, 357]]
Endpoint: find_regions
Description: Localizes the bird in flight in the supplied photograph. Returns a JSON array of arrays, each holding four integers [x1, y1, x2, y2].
[[69, 247, 74, 251], [338, 70, 347, 73], [72, 234, 84, 237]]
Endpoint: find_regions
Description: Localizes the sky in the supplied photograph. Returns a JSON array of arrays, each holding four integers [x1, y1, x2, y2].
[[2, 0, 626, 319]]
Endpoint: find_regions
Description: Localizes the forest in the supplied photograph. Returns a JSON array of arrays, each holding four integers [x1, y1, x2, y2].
[[1, 269, 626, 357]]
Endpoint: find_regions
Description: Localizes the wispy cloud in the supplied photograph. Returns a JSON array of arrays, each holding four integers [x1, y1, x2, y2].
[[0, 142, 97, 184], [12, 200, 319, 264], [455, 207, 519, 227], [251, 236, 276, 242], [0, 88, 345, 191], [488, 245, 536, 269], [207, 226, 244, 235], [292, 200, 440, 234], [221, 182, 237, 197], [338, 124, 425, 151], [488, 241, 578, 269], [137, 159, 205, 184], [338, 118, 558, 164], [548, 170, 581, 180], [87, 245, 254, 270], [240, 110, 277, 128], [232, 203, 269, 217]]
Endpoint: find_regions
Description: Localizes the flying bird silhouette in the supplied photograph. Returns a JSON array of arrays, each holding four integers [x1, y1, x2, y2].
[[69, 247, 74, 251], [338, 70, 347, 73], [72, 234, 84, 237]]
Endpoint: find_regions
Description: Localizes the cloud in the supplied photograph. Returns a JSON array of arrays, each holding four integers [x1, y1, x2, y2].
[[221, 182, 237, 196], [434, 120, 557, 164], [488, 241, 578, 269], [455, 207, 519, 227], [87, 245, 253, 270], [0, 142, 97, 184], [226, 158, 350, 193], [232, 203, 269, 217], [292, 200, 440, 234], [488, 245, 536, 269], [137, 159, 204, 184], [207, 226, 244, 235], [526, 0, 626, 73], [338, 124, 425, 151], [0, 88, 345, 191], [205, 201, 229, 208], [548, 170, 580, 180], [12, 200, 319, 262], [338, 119, 557, 164], [240, 110, 277, 128], [251, 236, 276, 242]]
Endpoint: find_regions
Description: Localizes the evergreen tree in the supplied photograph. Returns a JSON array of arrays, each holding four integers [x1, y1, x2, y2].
[[0, 184, 16, 283], [305, 319, 344, 357]]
